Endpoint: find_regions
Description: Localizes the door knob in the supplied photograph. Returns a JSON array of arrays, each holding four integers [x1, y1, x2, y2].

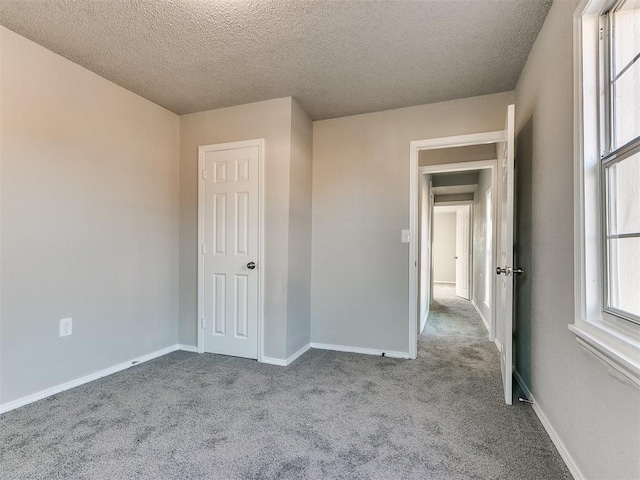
[[496, 266, 523, 276], [247, 262, 256, 270]]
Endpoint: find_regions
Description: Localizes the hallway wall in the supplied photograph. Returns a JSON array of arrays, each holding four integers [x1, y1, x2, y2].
[[472, 169, 493, 327], [419, 173, 433, 330]]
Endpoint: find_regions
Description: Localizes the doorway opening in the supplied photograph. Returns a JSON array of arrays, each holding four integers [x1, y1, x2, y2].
[[432, 203, 472, 302], [419, 163, 497, 341], [409, 104, 515, 404]]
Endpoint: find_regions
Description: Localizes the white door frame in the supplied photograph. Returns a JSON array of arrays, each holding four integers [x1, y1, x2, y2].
[[197, 139, 265, 362], [409, 132, 504, 359]]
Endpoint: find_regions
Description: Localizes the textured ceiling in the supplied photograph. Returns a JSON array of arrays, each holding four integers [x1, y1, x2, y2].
[[0, 0, 552, 120]]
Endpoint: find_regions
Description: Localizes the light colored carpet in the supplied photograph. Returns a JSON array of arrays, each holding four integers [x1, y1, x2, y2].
[[0, 285, 570, 479]]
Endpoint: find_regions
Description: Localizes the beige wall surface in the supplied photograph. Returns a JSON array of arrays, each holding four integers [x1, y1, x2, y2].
[[179, 97, 296, 359], [311, 91, 514, 353], [419, 143, 496, 167], [433, 193, 474, 203], [432, 211, 457, 283], [515, 1, 640, 478], [0, 27, 180, 404], [286, 99, 313, 357]]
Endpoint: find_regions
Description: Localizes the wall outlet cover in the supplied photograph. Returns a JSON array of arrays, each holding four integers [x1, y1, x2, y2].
[[401, 229, 410, 243], [59, 318, 72, 337]]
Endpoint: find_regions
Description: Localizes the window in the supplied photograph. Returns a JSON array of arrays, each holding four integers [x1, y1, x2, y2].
[[600, 1, 640, 325], [573, 0, 640, 386]]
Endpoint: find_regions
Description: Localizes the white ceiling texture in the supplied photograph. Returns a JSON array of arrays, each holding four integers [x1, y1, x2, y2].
[[0, 0, 552, 120]]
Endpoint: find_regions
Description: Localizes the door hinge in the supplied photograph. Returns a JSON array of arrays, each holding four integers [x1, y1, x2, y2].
[[201, 244, 206, 254], [202, 170, 207, 180]]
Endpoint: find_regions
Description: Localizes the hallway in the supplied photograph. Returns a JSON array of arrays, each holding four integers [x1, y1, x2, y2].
[[419, 284, 500, 406], [419, 283, 499, 402], [417, 282, 571, 478], [424, 284, 488, 339]]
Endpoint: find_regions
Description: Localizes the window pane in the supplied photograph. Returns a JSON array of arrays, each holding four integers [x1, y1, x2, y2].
[[613, 59, 640, 147], [606, 150, 640, 235], [613, 0, 640, 76], [607, 236, 640, 319]]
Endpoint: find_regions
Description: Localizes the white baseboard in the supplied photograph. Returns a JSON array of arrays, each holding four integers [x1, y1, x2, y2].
[[494, 338, 503, 353], [434, 281, 455, 284], [310, 342, 410, 359], [471, 300, 490, 334], [420, 307, 429, 334], [0, 344, 179, 415], [261, 356, 287, 366], [514, 371, 585, 480], [261, 343, 312, 367], [177, 344, 198, 353], [287, 343, 311, 364]]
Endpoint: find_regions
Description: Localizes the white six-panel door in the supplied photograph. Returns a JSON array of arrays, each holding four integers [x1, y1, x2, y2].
[[200, 142, 260, 359]]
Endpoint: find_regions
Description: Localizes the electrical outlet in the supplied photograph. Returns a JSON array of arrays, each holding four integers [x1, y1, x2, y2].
[[59, 318, 72, 337], [401, 229, 410, 243]]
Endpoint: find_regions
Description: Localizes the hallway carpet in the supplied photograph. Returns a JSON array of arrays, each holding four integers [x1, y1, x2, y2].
[[0, 287, 570, 479]]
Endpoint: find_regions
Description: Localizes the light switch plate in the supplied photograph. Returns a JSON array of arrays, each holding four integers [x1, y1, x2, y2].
[[401, 229, 410, 243]]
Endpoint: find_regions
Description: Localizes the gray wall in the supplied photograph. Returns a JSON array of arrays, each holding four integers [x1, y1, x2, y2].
[[311, 91, 514, 353], [515, 1, 640, 478], [0, 27, 180, 404], [286, 100, 313, 357], [432, 211, 456, 283], [472, 169, 492, 325]]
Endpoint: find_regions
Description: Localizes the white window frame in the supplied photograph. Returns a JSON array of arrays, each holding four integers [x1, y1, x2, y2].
[[572, 0, 640, 387]]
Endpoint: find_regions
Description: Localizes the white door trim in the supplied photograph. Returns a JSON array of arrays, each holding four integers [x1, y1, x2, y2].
[[410, 138, 501, 360], [433, 200, 474, 207], [197, 139, 265, 362]]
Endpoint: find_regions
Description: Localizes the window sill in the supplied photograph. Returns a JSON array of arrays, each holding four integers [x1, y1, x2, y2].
[[569, 320, 640, 388]]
